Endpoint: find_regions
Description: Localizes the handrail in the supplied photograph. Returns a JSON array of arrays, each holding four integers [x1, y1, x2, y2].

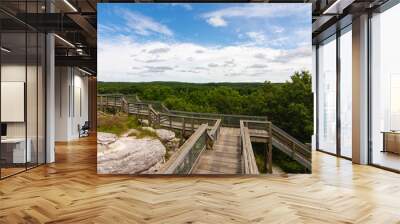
[[161, 103, 170, 113], [240, 121, 259, 174], [168, 109, 267, 128], [271, 124, 311, 162], [271, 124, 310, 153], [169, 110, 267, 120], [206, 119, 221, 149], [148, 104, 160, 127], [208, 119, 221, 141], [159, 124, 208, 174], [158, 112, 218, 123], [241, 119, 272, 173]]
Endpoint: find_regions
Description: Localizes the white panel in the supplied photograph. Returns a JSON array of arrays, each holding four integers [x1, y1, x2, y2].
[[1, 82, 25, 122]]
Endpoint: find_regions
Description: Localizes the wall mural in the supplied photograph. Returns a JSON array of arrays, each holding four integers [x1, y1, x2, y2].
[[97, 3, 312, 175]]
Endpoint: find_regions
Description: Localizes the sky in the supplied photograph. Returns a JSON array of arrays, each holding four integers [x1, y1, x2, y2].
[[98, 3, 311, 83]]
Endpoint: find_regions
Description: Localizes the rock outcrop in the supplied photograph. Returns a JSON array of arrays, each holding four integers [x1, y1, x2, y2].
[[155, 129, 175, 142], [97, 132, 117, 145], [97, 137, 166, 174]]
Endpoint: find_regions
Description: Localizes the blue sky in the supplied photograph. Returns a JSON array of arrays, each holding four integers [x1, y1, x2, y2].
[[98, 3, 311, 83]]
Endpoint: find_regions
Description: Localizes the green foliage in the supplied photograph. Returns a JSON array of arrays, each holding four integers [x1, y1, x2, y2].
[[104, 106, 118, 114], [128, 127, 158, 139], [270, 147, 308, 173], [98, 70, 313, 143], [97, 112, 139, 136], [253, 143, 308, 174]]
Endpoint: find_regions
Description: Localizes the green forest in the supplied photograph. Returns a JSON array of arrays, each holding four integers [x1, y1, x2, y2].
[[98, 70, 313, 143]]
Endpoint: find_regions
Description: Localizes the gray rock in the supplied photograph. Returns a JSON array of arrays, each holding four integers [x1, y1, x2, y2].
[[155, 129, 175, 142], [97, 132, 117, 145], [97, 136, 166, 174]]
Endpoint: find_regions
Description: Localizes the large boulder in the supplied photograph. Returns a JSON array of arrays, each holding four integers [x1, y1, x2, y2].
[[142, 126, 155, 133], [155, 129, 175, 142], [97, 136, 166, 174], [97, 132, 117, 145]]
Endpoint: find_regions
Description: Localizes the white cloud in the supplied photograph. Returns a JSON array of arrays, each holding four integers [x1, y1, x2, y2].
[[118, 9, 173, 36], [170, 3, 192, 11], [206, 16, 227, 27], [273, 26, 285, 33], [246, 32, 266, 44], [98, 36, 311, 83], [202, 4, 309, 27]]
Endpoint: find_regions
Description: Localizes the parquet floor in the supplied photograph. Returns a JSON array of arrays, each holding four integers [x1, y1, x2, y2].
[[1, 135, 400, 223]]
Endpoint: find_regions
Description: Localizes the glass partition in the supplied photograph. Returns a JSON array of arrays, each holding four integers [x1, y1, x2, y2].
[[1, 30, 28, 177], [317, 35, 337, 154], [370, 3, 400, 171], [0, 2, 46, 179], [339, 27, 352, 158]]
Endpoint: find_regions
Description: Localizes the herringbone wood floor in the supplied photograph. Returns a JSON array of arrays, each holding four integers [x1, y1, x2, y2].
[[1, 135, 400, 224]]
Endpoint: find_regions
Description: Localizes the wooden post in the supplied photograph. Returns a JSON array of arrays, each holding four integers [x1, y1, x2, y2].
[[101, 96, 104, 111], [148, 105, 152, 127], [191, 118, 194, 132], [169, 115, 172, 129], [268, 122, 272, 173], [181, 117, 185, 144]]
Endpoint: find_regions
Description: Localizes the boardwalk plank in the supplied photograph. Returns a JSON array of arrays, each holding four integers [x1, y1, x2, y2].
[[192, 127, 242, 174]]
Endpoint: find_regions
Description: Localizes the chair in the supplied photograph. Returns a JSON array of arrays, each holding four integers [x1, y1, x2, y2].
[[79, 121, 90, 138]]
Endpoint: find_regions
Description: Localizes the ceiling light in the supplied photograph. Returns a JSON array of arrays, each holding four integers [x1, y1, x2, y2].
[[54, 34, 75, 48], [323, 0, 355, 15], [63, 0, 78, 12], [1, 47, 11, 53], [78, 67, 92, 76]]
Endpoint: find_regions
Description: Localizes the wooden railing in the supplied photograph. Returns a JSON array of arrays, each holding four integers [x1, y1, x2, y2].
[[208, 119, 221, 142], [240, 120, 273, 174], [240, 121, 260, 174], [159, 124, 209, 174], [168, 110, 267, 128], [271, 124, 311, 170], [158, 112, 218, 131]]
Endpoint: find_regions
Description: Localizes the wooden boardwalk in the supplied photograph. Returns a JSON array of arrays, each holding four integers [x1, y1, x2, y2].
[[97, 96, 311, 173], [193, 128, 242, 174]]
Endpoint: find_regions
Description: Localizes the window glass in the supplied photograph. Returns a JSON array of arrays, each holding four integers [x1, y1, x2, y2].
[[340, 28, 352, 158], [318, 35, 337, 154], [371, 3, 400, 171]]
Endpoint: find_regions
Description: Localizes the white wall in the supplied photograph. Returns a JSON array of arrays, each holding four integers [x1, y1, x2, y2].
[[55, 67, 89, 141]]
